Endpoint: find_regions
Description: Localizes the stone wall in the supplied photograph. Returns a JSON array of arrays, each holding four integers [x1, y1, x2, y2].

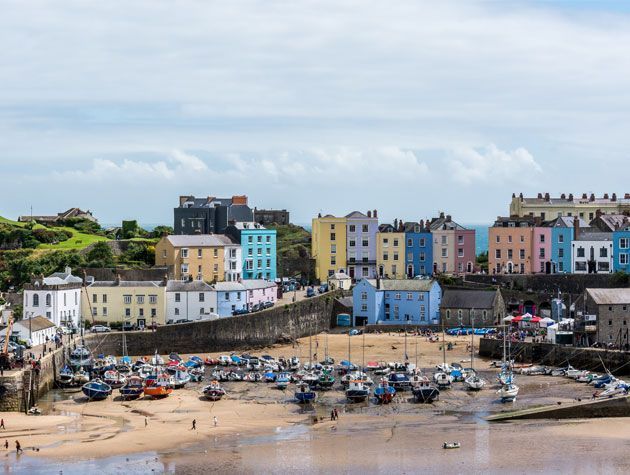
[[479, 338, 630, 376], [466, 273, 628, 295], [0, 373, 22, 412]]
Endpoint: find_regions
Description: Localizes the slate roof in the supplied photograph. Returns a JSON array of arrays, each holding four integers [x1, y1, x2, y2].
[[441, 289, 497, 309], [165, 234, 236, 247], [166, 281, 214, 292], [429, 216, 468, 231], [89, 281, 163, 288], [213, 282, 245, 292], [365, 279, 437, 292], [240, 280, 277, 290], [587, 288, 630, 305], [575, 232, 613, 242], [329, 273, 351, 280], [336, 296, 354, 308], [591, 214, 629, 232], [15, 316, 56, 332]]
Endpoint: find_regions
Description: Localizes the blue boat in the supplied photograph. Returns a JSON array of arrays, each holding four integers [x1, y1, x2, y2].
[[593, 374, 613, 388], [388, 373, 411, 391], [119, 376, 144, 400], [295, 382, 317, 403], [230, 355, 242, 365], [374, 379, 396, 404], [264, 372, 277, 383], [82, 379, 112, 401], [58, 365, 74, 386]]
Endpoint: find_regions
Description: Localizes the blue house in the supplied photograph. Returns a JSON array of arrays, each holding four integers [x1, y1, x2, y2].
[[352, 278, 441, 326], [214, 282, 247, 316], [404, 221, 433, 277], [613, 225, 630, 273], [547, 216, 581, 273], [226, 222, 277, 281]]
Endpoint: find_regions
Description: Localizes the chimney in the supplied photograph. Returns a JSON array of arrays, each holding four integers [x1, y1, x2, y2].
[[162, 274, 168, 286], [544, 193, 550, 201], [439, 211, 445, 219], [399, 220, 404, 232], [446, 215, 452, 222], [393, 218, 398, 229], [582, 193, 587, 199], [573, 216, 580, 240], [604, 193, 609, 200], [419, 219, 424, 228], [625, 193, 630, 200], [596, 209, 602, 219], [367, 210, 372, 218], [179, 195, 189, 207], [376, 275, 381, 290], [373, 209, 378, 218], [568, 193, 573, 201], [231, 195, 248, 205], [612, 193, 617, 202], [512, 193, 516, 198], [560, 193, 566, 200], [519, 193, 523, 201], [318, 212, 322, 218], [589, 193, 595, 202], [537, 193, 543, 199], [115, 274, 121, 286]]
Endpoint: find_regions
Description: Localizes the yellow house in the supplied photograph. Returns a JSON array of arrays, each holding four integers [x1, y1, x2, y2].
[[155, 235, 242, 282], [82, 278, 167, 327], [376, 224, 406, 279], [312, 215, 347, 281]]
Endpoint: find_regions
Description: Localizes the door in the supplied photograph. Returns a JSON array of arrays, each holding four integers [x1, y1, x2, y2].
[[349, 267, 355, 279], [137, 318, 146, 329]]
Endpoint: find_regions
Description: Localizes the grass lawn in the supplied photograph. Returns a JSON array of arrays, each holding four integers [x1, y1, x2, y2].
[[0, 216, 26, 227], [37, 227, 110, 250]]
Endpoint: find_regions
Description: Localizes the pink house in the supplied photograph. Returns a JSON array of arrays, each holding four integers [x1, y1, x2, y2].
[[242, 280, 277, 309], [531, 227, 552, 274]]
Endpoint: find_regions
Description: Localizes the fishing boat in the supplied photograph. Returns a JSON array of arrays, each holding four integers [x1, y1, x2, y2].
[[264, 371, 277, 383], [388, 372, 411, 391], [295, 382, 317, 403], [170, 370, 191, 389], [189, 368, 205, 382], [203, 380, 227, 401], [82, 379, 112, 401], [497, 383, 519, 402], [318, 373, 335, 389], [151, 353, 165, 366], [346, 380, 369, 403], [70, 346, 93, 369], [434, 372, 452, 389], [464, 314, 486, 391], [412, 380, 440, 403], [218, 355, 232, 366], [58, 365, 74, 386], [374, 378, 396, 404], [73, 368, 90, 385], [103, 370, 127, 388], [144, 374, 173, 398], [119, 376, 144, 400], [276, 372, 291, 389], [169, 352, 182, 363]]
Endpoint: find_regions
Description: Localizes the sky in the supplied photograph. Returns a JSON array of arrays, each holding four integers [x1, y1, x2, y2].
[[2, 0, 630, 226]]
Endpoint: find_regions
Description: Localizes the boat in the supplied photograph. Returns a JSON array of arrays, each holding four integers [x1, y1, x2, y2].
[[388, 372, 411, 391], [218, 355, 232, 366], [497, 383, 519, 402], [203, 380, 227, 401], [119, 376, 144, 400], [170, 370, 191, 389], [58, 365, 74, 386], [169, 352, 182, 363], [276, 373, 291, 389], [150, 353, 165, 366], [345, 380, 369, 403], [464, 314, 485, 391], [70, 346, 93, 369], [264, 371, 277, 383], [189, 368, 205, 382], [374, 378, 396, 404], [318, 373, 335, 389], [103, 370, 127, 388], [412, 381, 440, 403], [73, 368, 90, 385], [295, 382, 317, 403], [434, 372, 452, 389], [443, 442, 461, 449], [144, 374, 174, 398], [82, 379, 112, 401], [464, 374, 485, 390]]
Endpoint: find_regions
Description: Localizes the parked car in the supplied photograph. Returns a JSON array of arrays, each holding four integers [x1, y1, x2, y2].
[[262, 301, 274, 309], [318, 284, 329, 294], [122, 322, 136, 331], [175, 318, 189, 324], [251, 304, 261, 312], [91, 325, 111, 333], [233, 308, 249, 316], [306, 287, 315, 298], [56, 327, 72, 335]]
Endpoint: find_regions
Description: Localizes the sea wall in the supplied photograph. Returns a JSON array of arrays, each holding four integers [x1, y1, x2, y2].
[[82, 292, 338, 357], [479, 338, 630, 376], [466, 274, 628, 295]]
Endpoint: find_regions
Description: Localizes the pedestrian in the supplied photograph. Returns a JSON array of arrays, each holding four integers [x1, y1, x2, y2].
[[145, 417, 148, 427], [334, 408, 339, 420], [213, 416, 218, 427], [191, 419, 196, 430], [15, 440, 22, 454], [330, 410, 335, 421], [0, 418, 5, 429], [4, 440, 7, 450]]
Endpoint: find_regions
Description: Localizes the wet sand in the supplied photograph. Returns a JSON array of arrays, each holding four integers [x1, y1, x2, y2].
[[2, 333, 630, 474]]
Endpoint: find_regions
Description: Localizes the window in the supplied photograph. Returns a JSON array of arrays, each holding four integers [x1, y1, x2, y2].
[[458, 235, 464, 244], [419, 238, 426, 247], [33, 294, 39, 307], [266, 259, 271, 268], [495, 249, 501, 259], [331, 256, 336, 265], [441, 236, 447, 245], [383, 253, 388, 261], [92, 308, 97, 316], [539, 248, 545, 259], [266, 236, 271, 243], [257, 236, 262, 243], [458, 262, 463, 272], [225, 293, 230, 300], [213, 264, 218, 272], [150, 295, 157, 304], [349, 239, 356, 247], [162, 250, 167, 258], [248, 248, 253, 257], [620, 254, 629, 265], [559, 234, 564, 243], [181, 263, 189, 275], [331, 244, 336, 254], [197, 249, 203, 258], [441, 248, 447, 258], [419, 252, 425, 261], [495, 235, 500, 243], [394, 305, 399, 319], [139, 308, 144, 317], [393, 252, 399, 261], [214, 249, 218, 258], [407, 238, 412, 247], [362, 267, 369, 277], [199, 293, 205, 302], [125, 308, 131, 317], [361, 304, 368, 312], [620, 238, 630, 249], [600, 247, 608, 258], [237, 292, 241, 299], [151, 309, 156, 317], [181, 248, 189, 258], [362, 224, 368, 233], [246, 259, 253, 270], [508, 235, 512, 243], [609, 319, 613, 326], [395, 293, 401, 300], [520, 235, 525, 243], [361, 292, 368, 300], [175, 308, 180, 316], [92, 294, 97, 303], [248, 236, 253, 244], [124, 295, 132, 304], [577, 247, 585, 258], [407, 293, 413, 300], [102, 307, 108, 316], [393, 239, 399, 247], [539, 234, 545, 243], [349, 225, 356, 233], [330, 233, 336, 241], [507, 249, 513, 259], [257, 248, 262, 256], [362, 239, 369, 247], [137, 295, 145, 304], [575, 262, 587, 271], [458, 248, 464, 257], [257, 259, 262, 268]]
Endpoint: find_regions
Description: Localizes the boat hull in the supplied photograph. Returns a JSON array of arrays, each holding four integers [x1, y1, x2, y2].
[[82, 382, 112, 401], [119, 387, 144, 400], [413, 386, 440, 403], [144, 386, 173, 398], [345, 390, 369, 402]]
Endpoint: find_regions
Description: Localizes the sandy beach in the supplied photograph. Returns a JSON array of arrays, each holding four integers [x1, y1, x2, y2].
[[2, 332, 629, 474]]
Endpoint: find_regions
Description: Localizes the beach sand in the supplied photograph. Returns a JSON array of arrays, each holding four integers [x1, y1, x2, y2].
[[2, 333, 629, 473]]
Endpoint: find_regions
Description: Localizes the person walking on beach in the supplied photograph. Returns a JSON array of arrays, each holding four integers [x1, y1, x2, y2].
[[15, 441, 22, 454], [0, 418, 5, 429], [145, 417, 148, 427], [334, 408, 339, 420], [4, 440, 7, 450], [213, 416, 218, 427], [330, 410, 335, 421], [191, 419, 196, 430]]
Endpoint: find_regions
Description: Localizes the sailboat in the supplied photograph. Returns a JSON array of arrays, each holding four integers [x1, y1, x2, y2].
[[464, 312, 485, 391], [295, 381, 317, 403], [497, 324, 519, 402], [346, 379, 369, 402], [433, 320, 452, 389]]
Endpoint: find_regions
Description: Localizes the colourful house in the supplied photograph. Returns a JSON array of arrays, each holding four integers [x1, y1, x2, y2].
[[376, 223, 406, 279], [225, 222, 277, 281], [430, 213, 476, 274], [548, 216, 582, 273], [312, 214, 348, 281], [214, 282, 247, 316], [404, 221, 433, 278], [346, 211, 379, 280], [613, 225, 630, 273], [352, 278, 441, 326]]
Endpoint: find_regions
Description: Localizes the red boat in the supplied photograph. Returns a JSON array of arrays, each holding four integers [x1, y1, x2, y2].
[[143, 374, 173, 398]]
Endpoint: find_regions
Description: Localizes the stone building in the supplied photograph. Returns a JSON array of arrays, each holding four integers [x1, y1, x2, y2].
[[582, 288, 630, 349], [174, 195, 253, 235], [509, 192, 630, 221], [440, 288, 505, 327], [253, 208, 290, 225]]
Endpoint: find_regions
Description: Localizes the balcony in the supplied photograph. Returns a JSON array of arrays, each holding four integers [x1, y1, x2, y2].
[[347, 259, 376, 265]]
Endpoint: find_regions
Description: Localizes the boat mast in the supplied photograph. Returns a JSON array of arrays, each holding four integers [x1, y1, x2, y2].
[[442, 315, 446, 367], [470, 308, 474, 371], [502, 324, 507, 364], [309, 322, 313, 368], [415, 332, 418, 368], [348, 330, 351, 365], [362, 331, 365, 370], [404, 329, 408, 363]]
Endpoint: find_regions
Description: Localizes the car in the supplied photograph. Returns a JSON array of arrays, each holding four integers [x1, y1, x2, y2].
[[175, 318, 189, 324], [233, 308, 249, 316], [251, 304, 261, 312], [91, 325, 111, 333], [122, 322, 136, 331], [56, 327, 72, 335], [306, 287, 315, 298], [166, 319, 175, 325], [262, 301, 274, 309]]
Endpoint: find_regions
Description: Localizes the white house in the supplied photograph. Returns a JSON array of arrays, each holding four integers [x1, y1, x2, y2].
[[13, 316, 57, 346], [223, 244, 243, 282], [328, 272, 352, 291], [166, 280, 218, 323], [571, 233, 614, 274], [22, 267, 83, 328]]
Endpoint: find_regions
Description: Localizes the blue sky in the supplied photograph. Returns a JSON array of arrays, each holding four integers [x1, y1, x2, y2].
[[2, 0, 630, 226]]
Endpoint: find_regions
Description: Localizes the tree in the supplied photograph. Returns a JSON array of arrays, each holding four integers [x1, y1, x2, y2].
[[86, 242, 115, 267], [150, 225, 173, 238]]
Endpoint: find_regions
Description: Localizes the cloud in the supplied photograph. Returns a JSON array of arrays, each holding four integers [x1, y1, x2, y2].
[[448, 144, 542, 185]]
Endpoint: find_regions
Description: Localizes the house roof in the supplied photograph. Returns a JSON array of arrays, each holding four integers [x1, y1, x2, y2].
[[164, 234, 236, 247], [429, 215, 468, 231], [240, 280, 277, 290], [575, 232, 613, 242], [89, 280, 163, 288], [336, 296, 354, 308], [345, 211, 369, 219], [232, 222, 267, 230], [586, 288, 630, 305], [441, 289, 497, 309], [16, 316, 56, 332], [361, 278, 437, 292], [546, 216, 589, 228], [213, 282, 245, 292], [329, 273, 351, 280], [166, 280, 214, 292], [591, 214, 629, 232]]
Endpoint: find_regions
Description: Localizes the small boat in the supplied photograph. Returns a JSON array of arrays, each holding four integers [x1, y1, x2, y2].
[[302, 372, 319, 387], [264, 371, 277, 383], [73, 368, 90, 385], [295, 382, 317, 403], [412, 381, 440, 403], [189, 368, 205, 382], [374, 378, 396, 404], [218, 355, 232, 366], [345, 380, 369, 403], [464, 374, 485, 391], [591, 374, 614, 388], [276, 373, 291, 389], [434, 372, 452, 389], [204, 357, 219, 366], [388, 373, 411, 391], [120, 376, 144, 400], [82, 379, 112, 401], [244, 372, 263, 382], [144, 374, 174, 398], [169, 352, 182, 362], [203, 380, 227, 401], [170, 370, 191, 389], [443, 442, 461, 449], [70, 346, 93, 369], [103, 370, 127, 388], [151, 353, 165, 366], [58, 365, 74, 386], [497, 383, 519, 402], [115, 363, 132, 374], [318, 373, 335, 389]]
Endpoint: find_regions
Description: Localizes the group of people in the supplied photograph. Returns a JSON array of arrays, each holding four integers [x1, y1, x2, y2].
[[329, 408, 340, 421], [191, 416, 219, 430]]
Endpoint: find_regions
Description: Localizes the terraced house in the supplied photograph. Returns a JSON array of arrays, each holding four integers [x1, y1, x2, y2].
[[311, 214, 348, 281], [404, 221, 433, 278], [613, 224, 630, 273], [225, 222, 277, 281], [155, 234, 242, 282], [346, 211, 379, 280], [429, 213, 476, 274], [376, 222, 406, 279]]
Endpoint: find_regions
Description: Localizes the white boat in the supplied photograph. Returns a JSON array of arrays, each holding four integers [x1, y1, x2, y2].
[[434, 372, 452, 389], [73, 368, 90, 385], [151, 353, 165, 366], [464, 374, 485, 390], [497, 383, 519, 402], [565, 366, 582, 378]]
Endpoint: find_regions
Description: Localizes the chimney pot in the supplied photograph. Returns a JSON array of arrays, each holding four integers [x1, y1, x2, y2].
[[512, 193, 516, 198], [537, 193, 543, 199], [590, 193, 595, 202], [560, 193, 566, 200], [367, 210, 372, 218], [544, 193, 550, 201], [439, 212, 445, 219], [373, 209, 378, 218], [612, 193, 617, 202], [604, 193, 609, 199], [625, 193, 630, 200], [519, 193, 523, 201], [582, 193, 587, 199], [568, 193, 573, 201]]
